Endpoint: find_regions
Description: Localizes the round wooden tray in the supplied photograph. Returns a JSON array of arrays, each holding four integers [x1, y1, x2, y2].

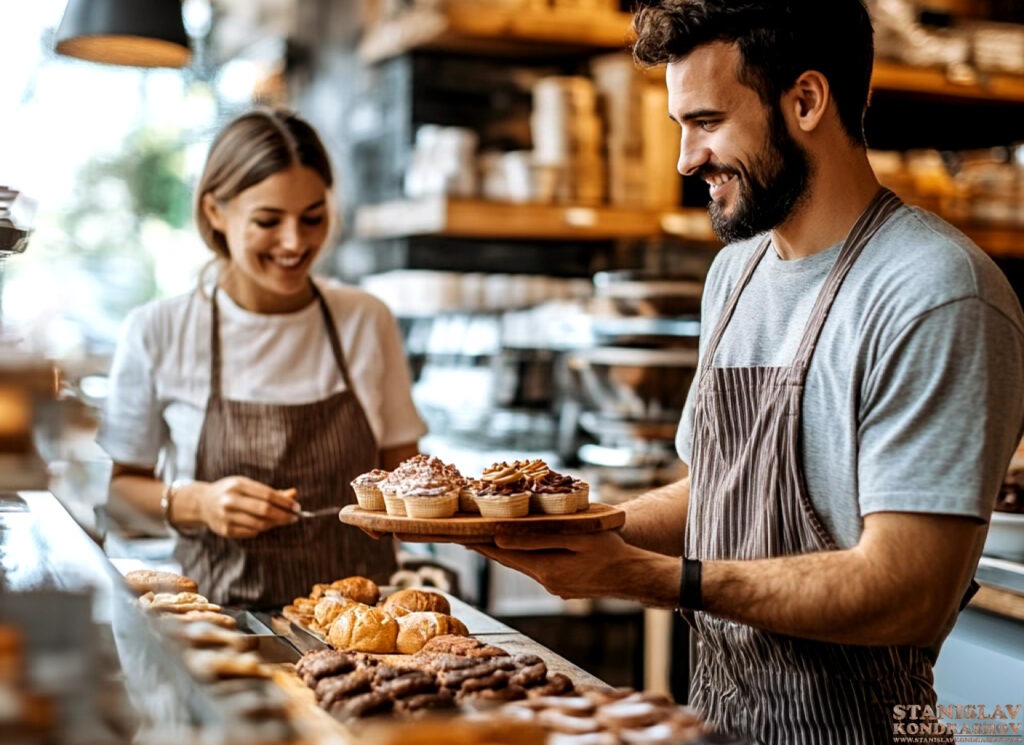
[[339, 503, 625, 544]]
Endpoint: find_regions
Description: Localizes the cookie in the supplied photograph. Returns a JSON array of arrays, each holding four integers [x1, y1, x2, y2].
[[123, 569, 198, 596]]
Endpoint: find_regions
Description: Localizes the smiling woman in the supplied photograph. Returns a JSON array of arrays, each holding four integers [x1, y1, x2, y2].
[[97, 108, 427, 608]]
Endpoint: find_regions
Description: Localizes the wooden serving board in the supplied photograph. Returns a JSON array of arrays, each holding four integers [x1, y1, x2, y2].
[[339, 503, 625, 544]]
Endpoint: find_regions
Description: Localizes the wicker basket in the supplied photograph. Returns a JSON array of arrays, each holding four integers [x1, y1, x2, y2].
[[404, 490, 459, 519], [530, 491, 577, 515], [352, 482, 386, 511], [475, 492, 530, 518]]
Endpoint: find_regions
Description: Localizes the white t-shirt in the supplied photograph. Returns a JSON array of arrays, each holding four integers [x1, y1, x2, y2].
[[97, 277, 427, 481]]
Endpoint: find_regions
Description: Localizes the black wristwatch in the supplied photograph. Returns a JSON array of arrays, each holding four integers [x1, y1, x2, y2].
[[678, 557, 703, 611]]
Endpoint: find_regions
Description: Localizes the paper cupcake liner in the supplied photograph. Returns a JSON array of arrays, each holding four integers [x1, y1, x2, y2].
[[383, 491, 407, 517], [530, 491, 577, 515], [403, 490, 459, 519], [459, 488, 480, 514], [352, 483, 386, 511], [475, 492, 530, 518]]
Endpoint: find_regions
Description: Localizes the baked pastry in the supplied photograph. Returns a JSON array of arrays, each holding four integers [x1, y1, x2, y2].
[[160, 610, 238, 629], [313, 596, 363, 631], [163, 621, 257, 653], [123, 569, 198, 596], [395, 612, 469, 655], [326, 576, 381, 606], [184, 650, 269, 682], [475, 490, 530, 518], [383, 588, 451, 615], [351, 469, 389, 511], [328, 605, 399, 653], [387, 455, 463, 518], [528, 471, 581, 515], [140, 591, 221, 614]]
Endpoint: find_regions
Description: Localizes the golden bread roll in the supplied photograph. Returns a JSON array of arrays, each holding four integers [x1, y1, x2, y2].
[[382, 588, 451, 615], [313, 596, 362, 629], [327, 605, 398, 653], [123, 569, 198, 596], [395, 611, 470, 654], [328, 576, 380, 605]]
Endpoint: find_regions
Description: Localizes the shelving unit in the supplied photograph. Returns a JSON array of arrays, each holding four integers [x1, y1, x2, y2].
[[358, 5, 635, 63], [349, 6, 1024, 259], [354, 197, 716, 243]]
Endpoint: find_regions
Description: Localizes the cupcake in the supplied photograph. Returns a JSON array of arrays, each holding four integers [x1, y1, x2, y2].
[[528, 470, 580, 515], [572, 479, 591, 512], [459, 478, 484, 514], [475, 476, 531, 518], [379, 477, 407, 516], [350, 468, 389, 511], [391, 454, 462, 519]]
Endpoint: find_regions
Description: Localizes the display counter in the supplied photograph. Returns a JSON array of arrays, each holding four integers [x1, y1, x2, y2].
[[2, 491, 730, 744]]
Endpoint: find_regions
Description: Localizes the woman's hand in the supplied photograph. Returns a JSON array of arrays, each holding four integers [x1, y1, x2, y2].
[[182, 477, 300, 539]]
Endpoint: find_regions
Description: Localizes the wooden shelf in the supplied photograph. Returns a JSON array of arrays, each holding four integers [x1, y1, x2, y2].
[[358, 4, 635, 63], [355, 197, 1024, 257], [872, 60, 1024, 104], [354, 197, 717, 243]]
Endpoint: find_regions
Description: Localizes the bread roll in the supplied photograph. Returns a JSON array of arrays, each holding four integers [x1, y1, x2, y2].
[[313, 596, 363, 632], [328, 606, 398, 653], [395, 611, 470, 654], [382, 588, 451, 615], [123, 569, 198, 596], [328, 576, 381, 606]]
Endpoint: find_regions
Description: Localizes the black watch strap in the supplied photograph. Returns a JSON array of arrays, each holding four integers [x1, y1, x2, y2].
[[678, 557, 703, 611]]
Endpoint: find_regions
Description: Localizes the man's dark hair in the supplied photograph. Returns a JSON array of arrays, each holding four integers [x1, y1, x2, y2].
[[632, 0, 874, 145]]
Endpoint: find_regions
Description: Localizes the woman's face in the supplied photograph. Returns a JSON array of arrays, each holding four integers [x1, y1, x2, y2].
[[204, 163, 331, 313]]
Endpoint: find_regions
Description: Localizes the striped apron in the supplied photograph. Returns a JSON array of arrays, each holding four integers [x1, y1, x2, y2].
[[685, 189, 950, 744], [175, 284, 399, 609]]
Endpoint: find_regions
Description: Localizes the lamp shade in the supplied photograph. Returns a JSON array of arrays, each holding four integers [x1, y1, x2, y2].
[[55, 0, 191, 68]]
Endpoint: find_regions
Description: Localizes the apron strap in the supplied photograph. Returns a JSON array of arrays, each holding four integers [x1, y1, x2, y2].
[[310, 281, 358, 396], [209, 286, 224, 399], [788, 188, 903, 382]]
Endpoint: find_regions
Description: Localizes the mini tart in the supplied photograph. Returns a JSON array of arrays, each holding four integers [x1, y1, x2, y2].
[[380, 482, 407, 516], [459, 482, 482, 514], [351, 469, 389, 511], [403, 488, 459, 519], [573, 480, 590, 512], [530, 491, 577, 515], [475, 491, 530, 518]]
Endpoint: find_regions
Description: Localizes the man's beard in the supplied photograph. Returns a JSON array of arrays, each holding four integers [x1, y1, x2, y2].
[[705, 107, 812, 245]]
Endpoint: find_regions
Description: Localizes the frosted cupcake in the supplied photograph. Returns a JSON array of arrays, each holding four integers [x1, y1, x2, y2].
[[379, 475, 406, 516], [528, 471, 581, 515], [392, 454, 462, 519], [350, 468, 389, 511], [474, 477, 530, 518], [459, 478, 484, 514]]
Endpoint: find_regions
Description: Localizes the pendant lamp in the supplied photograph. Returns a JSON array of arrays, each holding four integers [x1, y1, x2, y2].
[[55, 0, 191, 68]]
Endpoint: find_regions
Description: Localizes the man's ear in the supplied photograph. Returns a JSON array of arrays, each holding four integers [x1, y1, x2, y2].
[[787, 70, 830, 133], [201, 193, 226, 231]]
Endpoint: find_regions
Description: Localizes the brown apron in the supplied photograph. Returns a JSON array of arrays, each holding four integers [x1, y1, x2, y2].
[[174, 284, 398, 608], [685, 189, 951, 744]]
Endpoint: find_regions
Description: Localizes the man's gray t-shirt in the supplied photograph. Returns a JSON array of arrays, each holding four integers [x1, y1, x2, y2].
[[676, 205, 1024, 548]]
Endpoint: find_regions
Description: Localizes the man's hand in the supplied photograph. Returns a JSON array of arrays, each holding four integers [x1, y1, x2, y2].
[[185, 477, 300, 539], [473, 530, 682, 608]]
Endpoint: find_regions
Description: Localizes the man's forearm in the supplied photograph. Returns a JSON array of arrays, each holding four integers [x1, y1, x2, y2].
[[699, 512, 981, 647], [620, 476, 689, 555]]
